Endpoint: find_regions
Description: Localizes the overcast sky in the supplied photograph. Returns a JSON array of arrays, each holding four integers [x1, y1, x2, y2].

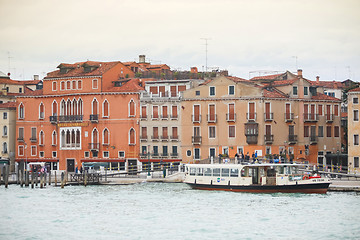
[[0, 0, 359, 81]]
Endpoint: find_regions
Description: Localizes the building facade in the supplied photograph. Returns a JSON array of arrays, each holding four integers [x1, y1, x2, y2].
[[347, 87, 360, 174]]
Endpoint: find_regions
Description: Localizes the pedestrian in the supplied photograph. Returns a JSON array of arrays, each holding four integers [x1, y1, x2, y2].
[[235, 153, 239, 164]]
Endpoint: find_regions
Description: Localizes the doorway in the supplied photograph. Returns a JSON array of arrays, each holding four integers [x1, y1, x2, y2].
[[67, 159, 75, 172]]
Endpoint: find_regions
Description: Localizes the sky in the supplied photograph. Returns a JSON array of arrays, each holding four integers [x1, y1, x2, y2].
[[0, 0, 359, 81]]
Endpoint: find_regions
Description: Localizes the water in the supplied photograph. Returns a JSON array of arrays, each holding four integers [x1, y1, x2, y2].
[[0, 183, 359, 240]]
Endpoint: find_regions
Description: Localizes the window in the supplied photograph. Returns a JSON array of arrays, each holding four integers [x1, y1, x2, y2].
[[304, 126, 309, 137], [18, 127, 24, 140], [209, 126, 216, 138], [194, 148, 200, 159], [186, 150, 191, 157], [318, 126, 324, 137], [304, 87, 308, 96], [162, 105, 168, 118], [172, 146, 178, 156], [354, 97, 359, 104], [141, 106, 147, 118], [39, 131, 44, 145], [39, 103, 45, 119], [293, 86, 298, 95], [3, 112, 7, 119], [355, 157, 359, 168], [52, 131, 57, 145], [3, 126, 7, 136], [326, 126, 332, 137], [334, 105, 339, 116], [72, 80, 77, 90], [66, 81, 71, 90], [103, 128, 109, 145], [19, 88, 22, 93], [92, 79, 98, 89], [171, 105, 178, 118], [60, 81, 65, 90], [334, 126, 340, 137], [318, 104, 323, 116], [19, 103, 24, 119], [3, 142, 7, 153], [52, 81, 57, 91], [103, 151, 109, 158], [209, 86, 215, 96], [152, 106, 159, 119], [39, 151, 44, 158], [162, 146, 168, 156], [229, 86, 235, 95], [354, 135, 359, 145], [354, 110, 359, 121], [78, 80, 82, 89], [229, 126, 235, 138], [31, 146, 37, 156], [129, 99, 135, 117], [18, 145, 24, 156], [31, 127, 37, 141], [103, 100, 109, 118], [195, 91, 200, 96], [129, 128, 135, 145], [52, 151, 57, 158]]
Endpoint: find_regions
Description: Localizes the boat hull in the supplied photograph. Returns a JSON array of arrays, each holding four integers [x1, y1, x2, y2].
[[185, 182, 331, 194]]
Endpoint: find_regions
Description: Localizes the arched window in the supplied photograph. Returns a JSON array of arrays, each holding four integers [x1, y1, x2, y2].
[[66, 99, 72, 116], [52, 131, 57, 146], [92, 98, 98, 115], [66, 130, 71, 145], [39, 131, 44, 145], [19, 103, 24, 119], [66, 80, 71, 90], [3, 126, 7, 136], [103, 100, 109, 118], [76, 130, 81, 147], [61, 130, 65, 147], [39, 102, 45, 119], [52, 100, 58, 116], [78, 98, 83, 115], [71, 129, 76, 145], [129, 128, 135, 145], [60, 100, 66, 116], [103, 128, 109, 145], [3, 142, 7, 153], [72, 99, 77, 116], [129, 99, 135, 117], [91, 128, 99, 150]]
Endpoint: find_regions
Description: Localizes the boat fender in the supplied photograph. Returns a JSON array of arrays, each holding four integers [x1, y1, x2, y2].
[[228, 180, 230, 186], [303, 175, 309, 180], [211, 180, 212, 185], [194, 179, 196, 184]]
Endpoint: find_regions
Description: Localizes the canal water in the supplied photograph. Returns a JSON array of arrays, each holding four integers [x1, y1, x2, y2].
[[0, 183, 359, 240]]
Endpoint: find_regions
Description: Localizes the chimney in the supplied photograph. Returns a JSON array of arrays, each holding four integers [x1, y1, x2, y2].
[[34, 75, 39, 80], [297, 69, 303, 78], [316, 76, 319, 83], [139, 55, 146, 63]]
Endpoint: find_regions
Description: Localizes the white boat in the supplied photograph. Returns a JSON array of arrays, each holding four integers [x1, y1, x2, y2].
[[184, 163, 331, 194]]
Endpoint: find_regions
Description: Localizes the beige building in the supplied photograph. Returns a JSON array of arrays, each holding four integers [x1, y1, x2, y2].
[[347, 87, 360, 174], [0, 102, 16, 171], [181, 72, 341, 166]]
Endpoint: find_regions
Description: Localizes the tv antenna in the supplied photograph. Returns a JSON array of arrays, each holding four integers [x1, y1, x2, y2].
[[201, 38, 211, 73]]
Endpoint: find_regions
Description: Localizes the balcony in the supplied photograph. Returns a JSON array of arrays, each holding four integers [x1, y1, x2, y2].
[[207, 114, 217, 123], [170, 114, 178, 120], [264, 113, 274, 122], [226, 113, 236, 122], [303, 113, 318, 122], [310, 135, 318, 144], [30, 137, 37, 143], [161, 153, 169, 158], [288, 135, 297, 144], [151, 115, 159, 120], [171, 153, 179, 158], [170, 135, 179, 141], [90, 114, 98, 123], [140, 135, 147, 141], [161, 115, 169, 120], [17, 137, 24, 142], [246, 135, 258, 144], [58, 115, 84, 123], [140, 153, 148, 159], [285, 113, 294, 122], [192, 115, 202, 123], [325, 114, 334, 123], [50, 115, 58, 124], [246, 113, 257, 122], [62, 143, 81, 148], [161, 136, 169, 141], [88, 143, 99, 150], [264, 134, 274, 144], [151, 135, 160, 141], [140, 115, 147, 121], [151, 153, 159, 158], [192, 136, 202, 144]]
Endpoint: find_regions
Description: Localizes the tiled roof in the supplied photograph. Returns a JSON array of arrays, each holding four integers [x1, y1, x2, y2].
[[348, 87, 360, 93], [250, 73, 283, 81], [226, 76, 248, 82], [267, 79, 298, 86], [18, 87, 43, 97], [146, 64, 170, 70], [107, 78, 145, 93], [22, 80, 42, 85], [0, 101, 16, 109], [0, 78, 25, 85], [263, 88, 288, 98], [311, 92, 341, 101], [311, 80, 344, 88], [45, 61, 121, 79]]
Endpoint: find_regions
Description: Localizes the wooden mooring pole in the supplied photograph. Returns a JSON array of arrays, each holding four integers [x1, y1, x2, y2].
[[40, 173, 43, 189], [54, 171, 57, 186], [48, 170, 51, 186], [31, 171, 34, 188], [84, 171, 87, 187], [0, 166, 2, 186], [5, 165, 9, 188], [25, 170, 29, 187], [61, 172, 64, 189]]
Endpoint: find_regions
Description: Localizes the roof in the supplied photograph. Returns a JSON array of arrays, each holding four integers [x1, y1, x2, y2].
[[263, 88, 288, 98], [45, 61, 122, 79], [311, 92, 341, 101], [0, 101, 16, 109], [348, 87, 360, 93], [0, 78, 25, 85], [0, 71, 9, 78], [22, 80, 41, 85], [311, 80, 344, 89], [250, 73, 283, 81], [106, 78, 145, 93], [17, 87, 43, 97], [226, 76, 248, 82]]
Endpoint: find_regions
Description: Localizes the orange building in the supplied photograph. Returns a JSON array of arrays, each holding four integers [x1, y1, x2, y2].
[[15, 61, 144, 172], [181, 71, 342, 166]]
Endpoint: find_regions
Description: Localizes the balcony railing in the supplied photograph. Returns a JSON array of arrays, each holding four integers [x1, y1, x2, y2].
[[171, 153, 179, 158], [170, 114, 178, 120], [151, 135, 159, 141], [226, 113, 236, 122], [88, 143, 99, 150], [264, 134, 274, 144], [151, 115, 159, 120], [303, 113, 318, 122], [170, 135, 179, 141], [192, 115, 201, 123], [161, 153, 169, 158], [30, 137, 37, 143], [264, 113, 274, 121], [151, 153, 159, 157], [17, 137, 24, 142], [50, 115, 58, 124], [246, 135, 258, 144], [62, 143, 81, 148], [246, 113, 257, 122], [161, 136, 169, 141], [288, 135, 297, 144], [285, 113, 294, 122], [207, 114, 217, 123], [140, 135, 147, 141], [310, 135, 318, 144], [325, 114, 334, 123], [140, 115, 147, 120], [161, 115, 169, 120], [90, 114, 98, 122], [192, 136, 202, 144], [58, 115, 84, 123]]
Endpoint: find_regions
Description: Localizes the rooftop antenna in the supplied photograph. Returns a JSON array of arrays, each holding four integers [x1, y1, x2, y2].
[[292, 56, 298, 71], [7, 51, 13, 75], [201, 38, 211, 73]]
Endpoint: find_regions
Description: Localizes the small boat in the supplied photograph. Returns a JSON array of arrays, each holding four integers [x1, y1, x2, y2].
[[184, 163, 331, 194]]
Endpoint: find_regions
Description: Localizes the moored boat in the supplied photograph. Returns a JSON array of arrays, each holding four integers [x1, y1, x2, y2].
[[184, 163, 331, 194]]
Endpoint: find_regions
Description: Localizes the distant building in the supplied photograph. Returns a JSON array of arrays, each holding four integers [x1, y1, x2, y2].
[[347, 87, 360, 174]]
